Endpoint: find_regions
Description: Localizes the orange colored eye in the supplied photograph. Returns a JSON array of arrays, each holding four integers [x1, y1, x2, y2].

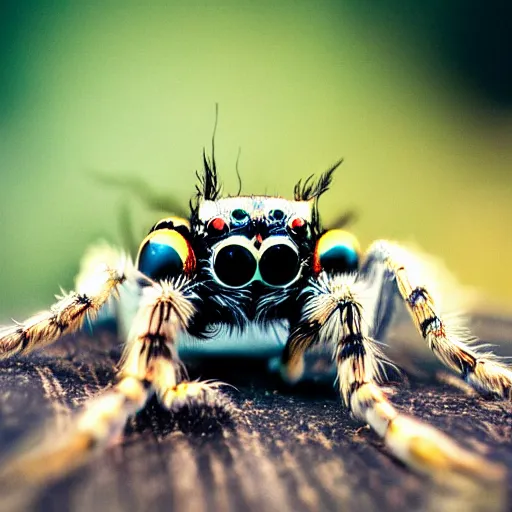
[[313, 230, 360, 275], [289, 217, 306, 232], [207, 217, 229, 236], [137, 229, 196, 280]]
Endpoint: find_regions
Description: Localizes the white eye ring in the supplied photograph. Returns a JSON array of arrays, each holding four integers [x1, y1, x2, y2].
[[258, 236, 299, 255], [210, 236, 302, 289]]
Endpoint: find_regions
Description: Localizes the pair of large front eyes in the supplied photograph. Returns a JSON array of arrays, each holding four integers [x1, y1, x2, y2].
[[213, 237, 300, 288], [136, 228, 301, 288], [137, 220, 360, 287]]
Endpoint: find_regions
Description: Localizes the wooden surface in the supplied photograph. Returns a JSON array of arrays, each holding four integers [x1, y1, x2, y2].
[[0, 315, 511, 512]]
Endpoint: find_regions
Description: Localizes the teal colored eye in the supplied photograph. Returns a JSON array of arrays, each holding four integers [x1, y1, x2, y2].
[[231, 209, 249, 223], [137, 229, 195, 280], [139, 241, 183, 281], [314, 230, 361, 274], [320, 245, 359, 273]]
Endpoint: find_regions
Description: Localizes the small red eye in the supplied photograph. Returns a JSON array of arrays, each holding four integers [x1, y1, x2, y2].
[[290, 217, 305, 230], [211, 218, 226, 231], [207, 217, 229, 236]]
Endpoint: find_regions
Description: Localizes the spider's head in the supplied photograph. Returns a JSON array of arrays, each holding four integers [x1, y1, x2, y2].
[[189, 149, 342, 238], [188, 151, 344, 290], [196, 196, 313, 289]]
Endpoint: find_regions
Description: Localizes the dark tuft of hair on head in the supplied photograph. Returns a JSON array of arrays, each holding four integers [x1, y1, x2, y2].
[[190, 105, 224, 223], [294, 159, 343, 237], [293, 159, 341, 202], [196, 148, 222, 201], [196, 104, 223, 201]]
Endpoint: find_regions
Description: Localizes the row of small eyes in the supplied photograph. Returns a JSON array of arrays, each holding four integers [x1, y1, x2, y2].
[[207, 209, 306, 236], [150, 212, 307, 239], [230, 208, 285, 223]]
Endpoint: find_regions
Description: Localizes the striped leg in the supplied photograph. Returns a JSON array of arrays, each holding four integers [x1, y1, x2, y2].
[[0, 244, 129, 360], [1, 277, 198, 484], [365, 241, 512, 399], [122, 277, 227, 411], [281, 273, 503, 479]]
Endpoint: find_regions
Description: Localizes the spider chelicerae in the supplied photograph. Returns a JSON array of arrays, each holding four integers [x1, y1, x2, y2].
[[0, 146, 510, 484]]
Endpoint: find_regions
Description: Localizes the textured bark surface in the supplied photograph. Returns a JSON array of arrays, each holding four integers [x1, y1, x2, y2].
[[0, 315, 511, 512]]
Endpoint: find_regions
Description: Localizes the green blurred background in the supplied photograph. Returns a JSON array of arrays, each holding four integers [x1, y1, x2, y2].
[[1, 1, 511, 320]]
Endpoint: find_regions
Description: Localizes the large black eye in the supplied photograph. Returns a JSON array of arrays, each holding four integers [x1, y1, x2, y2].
[[259, 243, 300, 286], [214, 244, 257, 287], [137, 230, 195, 280]]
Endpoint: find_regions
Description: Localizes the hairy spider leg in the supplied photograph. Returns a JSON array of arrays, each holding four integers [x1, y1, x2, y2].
[[281, 271, 504, 479], [0, 244, 129, 359], [151, 355, 228, 412], [123, 279, 228, 411], [366, 241, 512, 400], [1, 276, 204, 484]]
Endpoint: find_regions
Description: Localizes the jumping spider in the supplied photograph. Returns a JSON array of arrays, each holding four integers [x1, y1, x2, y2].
[[0, 149, 510, 482]]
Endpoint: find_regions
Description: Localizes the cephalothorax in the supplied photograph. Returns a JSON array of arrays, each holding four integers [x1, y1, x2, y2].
[[0, 148, 510, 483]]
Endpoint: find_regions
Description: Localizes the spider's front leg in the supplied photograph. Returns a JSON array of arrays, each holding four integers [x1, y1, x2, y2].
[[1, 274, 218, 484], [124, 278, 226, 414], [1, 224, 225, 484], [0, 244, 129, 359], [280, 231, 503, 479]]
